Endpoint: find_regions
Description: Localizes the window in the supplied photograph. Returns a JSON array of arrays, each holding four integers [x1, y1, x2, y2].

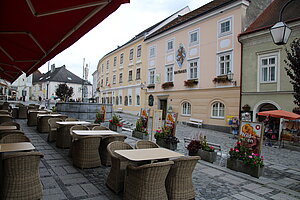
[[165, 65, 174, 82], [166, 39, 174, 51], [120, 53, 124, 64], [125, 96, 128, 106], [182, 101, 191, 115], [116, 96, 119, 105], [113, 56, 117, 66], [113, 75, 116, 84], [261, 55, 277, 82], [219, 17, 232, 36], [211, 102, 225, 118], [101, 79, 103, 87], [129, 48, 134, 60], [128, 70, 133, 81], [149, 69, 155, 84], [101, 64, 104, 73], [110, 97, 112, 104], [106, 60, 109, 70], [136, 95, 140, 106], [218, 52, 232, 75], [106, 97, 109, 104], [136, 68, 141, 80], [119, 73, 123, 83], [149, 46, 156, 58], [119, 96, 122, 105], [189, 59, 198, 79], [137, 45, 141, 58], [113, 96, 115, 105], [106, 77, 108, 86], [189, 29, 199, 45], [129, 95, 132, 105]]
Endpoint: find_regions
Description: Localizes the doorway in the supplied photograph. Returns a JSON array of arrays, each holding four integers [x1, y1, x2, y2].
[[159, 99, 168, 120]]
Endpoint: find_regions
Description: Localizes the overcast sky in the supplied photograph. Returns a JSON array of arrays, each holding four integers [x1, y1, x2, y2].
[[39, 0, 212, 82]]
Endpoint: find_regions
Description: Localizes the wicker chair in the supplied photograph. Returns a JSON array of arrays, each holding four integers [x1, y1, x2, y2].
[[27, 110, 46, 126], [0, 130, 25, 139], [135, 140, 160, 149], [72, 136, 102, 169], [106, 141, 133, 193], [1, 152, 44, 200], [0, 115, 12, 124], [0, 110, 11, 115], [0, 133, 30, 143], [47, 118, 63, 142], [124, 161, 174, 200], [18, 106, 28, 119], [100, 135, 127, 166], [65, 117, 79, 121], [68, 125, 89, 155], [12, 107, 19, 118], [2, 102, 10, 110], [165, 156, 200, 200], [92, 126, 109, 130], [0, 121, 21, 130]]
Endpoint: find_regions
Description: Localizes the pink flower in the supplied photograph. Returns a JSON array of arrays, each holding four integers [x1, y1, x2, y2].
[[235, 149, 239, 152], [249, 156, 253, 159], [210, 146, 214, 150]]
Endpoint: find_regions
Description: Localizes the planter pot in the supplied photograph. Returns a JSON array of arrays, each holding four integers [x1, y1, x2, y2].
[[156, 138, 177, 151], [198, 149, 217, 163], [227, 158, 264, 178], [132, 130, 149, 140], [109, 124, 122, 133]]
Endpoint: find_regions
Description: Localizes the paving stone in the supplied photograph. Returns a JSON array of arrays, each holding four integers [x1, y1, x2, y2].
[[232, 193, 252, 200], [41, 176, 60, 189], [270, 192, 300, 200], [42, 194, 68, 200], [242, 183, 263, 190], [67, 185, 87, 197], [240, 191, 267, 200], [254, 187, 273, 195], [81, 183, 101, 195], [201, 167, 225, 177], [274, 177, 299, 187]]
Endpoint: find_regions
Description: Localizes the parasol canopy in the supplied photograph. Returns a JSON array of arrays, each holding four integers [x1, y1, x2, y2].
[[0, 0, 129, 83], [258, 110, 300, 120]]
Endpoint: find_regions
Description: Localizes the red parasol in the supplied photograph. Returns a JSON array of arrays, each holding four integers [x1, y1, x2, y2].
[[258, 110, 300, 120], [0, 0, 129, 82]]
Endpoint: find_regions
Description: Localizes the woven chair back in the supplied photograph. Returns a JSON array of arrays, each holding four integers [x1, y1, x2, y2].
[[0, 133, 30, 143], [65, 118, 79, 121], [48, 118, 63, 129], [92, 126, 109, 130], [0, 115, 12, 124], [0, 121, 20, 130], [107, 141, 132, 158], [135, 140, 159, 149]]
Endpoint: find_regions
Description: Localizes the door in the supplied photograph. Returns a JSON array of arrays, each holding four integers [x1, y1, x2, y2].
[[159, 99, 168, 120]]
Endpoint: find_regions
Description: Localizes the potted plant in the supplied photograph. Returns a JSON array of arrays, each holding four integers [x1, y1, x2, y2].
[[184, 79, 198, 87], [154, 126, 179, 150], [109, 115, 123, 133], [94, 112, 105, 124], [212, 75, 230, 84], [227, 139, 264, 178], [132, 117, 149, 140], [186, 135, 217, 163], [161, 82, 174, 89]]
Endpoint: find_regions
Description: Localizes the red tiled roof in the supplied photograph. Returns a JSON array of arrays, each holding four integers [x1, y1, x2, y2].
[[241, 0, 300, 35], [146, 0, 240, 40]]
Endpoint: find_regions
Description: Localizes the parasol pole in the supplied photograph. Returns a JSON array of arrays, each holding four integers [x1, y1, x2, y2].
[[279, 118, 283, 147]]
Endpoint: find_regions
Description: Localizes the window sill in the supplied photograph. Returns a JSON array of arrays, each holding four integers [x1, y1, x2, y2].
[[260, 81, 277, 84], [211, 116, 225, 120], [218, 31, 232, 38]]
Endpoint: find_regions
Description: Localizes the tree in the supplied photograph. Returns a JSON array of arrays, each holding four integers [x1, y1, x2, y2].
[[284, 38, 300, 107], [55, 83, 73, 102]]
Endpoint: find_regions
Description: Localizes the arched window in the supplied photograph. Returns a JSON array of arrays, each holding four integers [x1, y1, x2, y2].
[[211, 101, 225, 118], [129, 95, 132, 105], [106, 97, 109, 104], [116, 96, 119, 105], [110, 97, 112, 104], [136, 95, 140, 106], [182, 101, 191, 115], [113, 97, 115, 105]]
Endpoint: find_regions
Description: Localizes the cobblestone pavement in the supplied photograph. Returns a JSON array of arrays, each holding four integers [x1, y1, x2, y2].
[[15, 111, 300, 200]]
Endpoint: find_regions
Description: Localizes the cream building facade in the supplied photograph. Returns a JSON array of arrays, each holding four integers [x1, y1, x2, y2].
[[97, 7, 190, 115], [144, 0, 250, 131]]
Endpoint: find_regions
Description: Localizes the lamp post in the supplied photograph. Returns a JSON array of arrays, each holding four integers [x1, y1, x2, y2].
[[270, 0, 294, 45]]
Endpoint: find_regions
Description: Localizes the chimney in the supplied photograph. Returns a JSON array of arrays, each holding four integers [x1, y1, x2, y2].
[[51, 64, 55, 73]]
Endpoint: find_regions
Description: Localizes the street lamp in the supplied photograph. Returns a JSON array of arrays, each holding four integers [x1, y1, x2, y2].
[[227, 70, 236, 86], [270, 0, 294, 45]]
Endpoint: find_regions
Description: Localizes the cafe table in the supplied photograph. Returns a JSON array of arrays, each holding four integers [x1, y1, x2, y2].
[[56, 121, 91, 148], [72, 130, 119, 137], [0, 126, 17, 131], [115, 148, 184, 162], [37, 114, 68, 133], [27, 110, 48, 126]]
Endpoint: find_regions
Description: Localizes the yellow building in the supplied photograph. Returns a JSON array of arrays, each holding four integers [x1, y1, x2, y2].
[[97, 7, 190, 115]]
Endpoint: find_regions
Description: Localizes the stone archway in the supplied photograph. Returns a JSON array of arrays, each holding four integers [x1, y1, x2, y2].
[[253, 100, 281, 122]]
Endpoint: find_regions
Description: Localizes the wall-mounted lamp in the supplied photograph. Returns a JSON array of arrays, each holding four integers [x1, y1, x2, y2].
[[227, 71, 236, 86], [270, 0, 294, 45]]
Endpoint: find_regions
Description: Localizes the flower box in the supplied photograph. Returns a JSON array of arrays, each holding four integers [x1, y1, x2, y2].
[[109, 123, 122, 133], [227, 158, 264, 178], [147, 84, 155, 89], [132, 130, 149, 140], [161, 82, 174, 89], [212, 75, 230, 84], [156, 138, 177, 151], [184, 79, 198, 87], [198, 149, 217, 163]]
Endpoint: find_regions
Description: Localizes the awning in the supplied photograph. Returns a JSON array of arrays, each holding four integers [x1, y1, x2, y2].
[[0, 0, 129, 83], [258, 110, 300, 120]]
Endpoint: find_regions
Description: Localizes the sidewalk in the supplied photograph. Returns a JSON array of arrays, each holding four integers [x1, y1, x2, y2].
[[17, 113, 300, 200]]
